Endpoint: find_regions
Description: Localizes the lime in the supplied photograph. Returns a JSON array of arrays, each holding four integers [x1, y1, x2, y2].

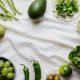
[[59, 64, 72, 77]]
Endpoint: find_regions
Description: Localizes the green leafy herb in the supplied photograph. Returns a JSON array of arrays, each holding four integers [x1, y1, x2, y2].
[[55, 0, 79, 18], [68, 46, 80, 69]]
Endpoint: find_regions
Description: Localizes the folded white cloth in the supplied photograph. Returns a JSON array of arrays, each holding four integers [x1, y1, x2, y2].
[[0, 0, 80, 80]]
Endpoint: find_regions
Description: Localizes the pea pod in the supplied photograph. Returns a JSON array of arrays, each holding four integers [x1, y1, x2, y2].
[[33, 61, 41, 80], [21, 64, 29, 80]]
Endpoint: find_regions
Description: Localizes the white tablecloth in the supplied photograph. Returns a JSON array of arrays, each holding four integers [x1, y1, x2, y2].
[[0, 0, 80, 80]]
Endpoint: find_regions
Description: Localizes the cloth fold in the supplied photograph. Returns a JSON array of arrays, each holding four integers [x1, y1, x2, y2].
[[0, 0, 79, 80]]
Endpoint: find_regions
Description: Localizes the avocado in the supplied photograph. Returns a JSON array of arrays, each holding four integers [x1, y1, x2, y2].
[[28, 0, 47, 20]]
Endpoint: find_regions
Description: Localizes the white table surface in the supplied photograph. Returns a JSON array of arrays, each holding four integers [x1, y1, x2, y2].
[[0, 0, 80, 80]]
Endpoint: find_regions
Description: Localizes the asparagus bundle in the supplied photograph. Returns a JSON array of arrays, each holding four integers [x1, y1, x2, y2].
[[0, 0, 21, 20]]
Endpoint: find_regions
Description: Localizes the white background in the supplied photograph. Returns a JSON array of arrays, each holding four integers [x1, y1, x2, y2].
[[0, 0, 80, 80]]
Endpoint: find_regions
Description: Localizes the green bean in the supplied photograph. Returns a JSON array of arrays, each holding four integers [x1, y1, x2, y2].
[[10, 0, 21, 15], [33, 61, 41, 80], [21, 64, 29, 80], [6, 0, 16, 15]]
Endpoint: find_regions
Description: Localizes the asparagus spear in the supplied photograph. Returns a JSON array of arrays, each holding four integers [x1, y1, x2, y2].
[[0, 0, 5, 7], [0, 0, 17, 19], [0, 0, 14, 15], [0, 0, 18, 20], [0, 13, 12, 20], [11, 0, 21, 14], [2, 13, 18, 20], [6, 0, 21, 15], [0, 13, 18, 20], [6, 0, 16, 15]]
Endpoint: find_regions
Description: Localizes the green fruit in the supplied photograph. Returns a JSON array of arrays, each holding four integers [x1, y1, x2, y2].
[[1, 68, 8, 76], [0, 25, 6, 39], [28, 0, 46, 20], [0, 60, 4, 67], [59, 64, 72, 77], [7, 73, 14, 79], [8, 67, 14, 72], [4, 61, 11, 68]]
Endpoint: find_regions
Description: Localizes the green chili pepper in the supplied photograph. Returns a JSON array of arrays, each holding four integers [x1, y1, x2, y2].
[[6, 0, 16, 15], [21, 64, 29, 80], [33, 61, 41, 80]]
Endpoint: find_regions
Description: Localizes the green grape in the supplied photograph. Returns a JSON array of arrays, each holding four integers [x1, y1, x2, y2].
[[1, 68, 8, 76], [0, 60, 4, 67], [4, 61, 11, 68], [7, 73, 14, 79], [8, 67, 14, 72]]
